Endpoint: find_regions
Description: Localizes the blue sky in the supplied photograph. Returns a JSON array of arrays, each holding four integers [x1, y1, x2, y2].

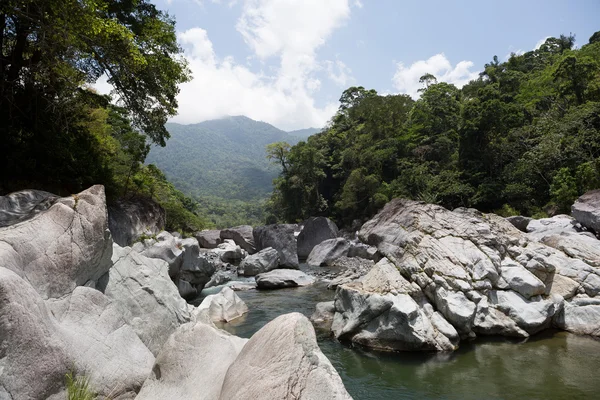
[[142, 0, 599, 130]]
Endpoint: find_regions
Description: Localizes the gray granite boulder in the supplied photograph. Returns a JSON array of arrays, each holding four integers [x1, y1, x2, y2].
[[0, 185, 113, 299], [136, 316, 247, 400], [197, 286, 249, 322], [253, 224, 299, 269], [219, 313, 351, 400], [0, 189, 59, 228], [506, 215, 532, 232], [99, 244, 194, 355], [107, 196, 165, 247], [572, 189, 600, 234], [307, 238, 379, 267], [239, 247, 280, 276], [195, 229, 222, 249], [220, 225, 256, 254], [297, 217, 339, 259], [255, 269, 315, 290]]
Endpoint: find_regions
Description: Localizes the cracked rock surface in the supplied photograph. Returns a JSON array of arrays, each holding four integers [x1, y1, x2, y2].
[[329, 199, 600, 351]]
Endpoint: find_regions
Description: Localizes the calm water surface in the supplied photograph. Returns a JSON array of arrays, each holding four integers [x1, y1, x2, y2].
[[196, 272, 600, 400]]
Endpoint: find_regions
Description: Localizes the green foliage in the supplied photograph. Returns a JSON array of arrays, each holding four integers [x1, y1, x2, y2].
[[66, 371, 96, 400], [269, 34, 600, 225]]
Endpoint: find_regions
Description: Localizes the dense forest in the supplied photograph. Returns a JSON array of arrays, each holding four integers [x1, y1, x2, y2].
[[267, 33, 600, 227], [0, 0, 212, 233]]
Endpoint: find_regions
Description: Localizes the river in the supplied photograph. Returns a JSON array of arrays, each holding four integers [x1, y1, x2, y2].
[[196, 275, 600, 400]]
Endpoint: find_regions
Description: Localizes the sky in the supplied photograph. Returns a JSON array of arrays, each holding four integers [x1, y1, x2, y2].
[[98, 0, 599, 131]]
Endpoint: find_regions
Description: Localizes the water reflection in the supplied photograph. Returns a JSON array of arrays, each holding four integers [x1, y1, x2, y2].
[[202, 278, 600, 400]]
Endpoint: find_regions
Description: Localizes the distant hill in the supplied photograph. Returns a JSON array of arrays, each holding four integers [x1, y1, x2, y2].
[[146, 116, 305, 202], [287, 127, 322, 139]]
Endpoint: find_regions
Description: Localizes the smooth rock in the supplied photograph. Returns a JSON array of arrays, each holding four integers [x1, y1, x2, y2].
[[297, 217, 339, 259], [256, 269, 316, 290], [195, 229, 222, 249], [253, 224, 299, 269], [136, 317, 247, 400], [215, 239, 246, 263], [220, 225, 256, 254], [572, 189, 600, 234], [239, 247, 280, 276], [219, 313, 352, 400], [197, 287, 249, 322], [99, 244, 194, 355], [506, 215, 532, 232], [0, 185, 113, 299]]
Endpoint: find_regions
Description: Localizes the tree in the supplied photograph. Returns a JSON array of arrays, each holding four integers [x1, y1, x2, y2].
[[1, 0, 190, 193], [266, 142, 291, 174], [418, 73, 437, 91]]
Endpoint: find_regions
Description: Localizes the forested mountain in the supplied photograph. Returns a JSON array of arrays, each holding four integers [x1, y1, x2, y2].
[[268, 33, 600, 227], [287, 127, 322, 139], [146, 116, 304, 201]]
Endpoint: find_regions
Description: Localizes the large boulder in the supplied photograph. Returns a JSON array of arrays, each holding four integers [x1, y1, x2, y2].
[[214, 239, 247, 263], [505, 215, 532, 232], [98, 244, 194, 355], [572, 189, 600, 234], [220, 225, 256, 254], [255, 269, 316, 290], [0, 189, 59, 228], [253, 224, 299, 269], [239, 247, 280, 276], [136, 317, 247, 400], [195, 229, 222, 249], [107, 196, 165, 247], [0, 185, 113, 299], [307, 238, 379, 267], [324, 256, 375, 290], [353, 198, 600, 348], [0, 267, 154, 400], [197, 286, 249, 322], [332, 258, 459, 351], [297, 217, 339, 259], [219, 313, 352, 400]]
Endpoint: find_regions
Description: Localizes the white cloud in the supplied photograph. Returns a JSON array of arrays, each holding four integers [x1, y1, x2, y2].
[[354, 0, 363, 8], [325, 59, 353, 87], [534, 36, 550, 50], [173, 26, 340, 131], [392, 53, 479, 99], [171, 0, 352, 130]]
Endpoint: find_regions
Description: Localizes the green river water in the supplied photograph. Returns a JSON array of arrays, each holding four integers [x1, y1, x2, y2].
[[199, 279, 600, 400]]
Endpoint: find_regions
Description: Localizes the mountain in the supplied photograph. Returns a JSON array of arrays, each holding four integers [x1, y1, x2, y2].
[[146, 116, 303, 203], [287, 127, 322, 139]]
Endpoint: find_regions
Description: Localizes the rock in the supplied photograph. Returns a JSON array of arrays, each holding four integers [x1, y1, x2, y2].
[[178, 239, 217, 297], [195, 229, 222, 249], [307, 238, 351, 267], [297, 217, 339, 258], [307, 238, 378, 267], [253, 224, 299, 269], [325, 257, 375, 290], [0, 185, 113, 299], [526, 215, 580, 241], [107, 196, 165, 247], [572, 189, 600, 234], [506, 215, 532, 232], [139, 231, 184, 278], [353, 198, 600, 348], [215, 239, 246, 263], [499, 258, 546, 298], [0, 189, 59, 227], [311, 301, 335, 329], [99, 244, 194, 355], [205, 270, 234, 288], [256, 269, 316, 290], [239, 247, 280, 276], [331, 258, 459, 351], [555, 296, 600, 336], [136, 318, 247, 400], [0, 267, 154, 399], [197, 286, 249, 322], [220, 225, 256, 254], [219, 313, 352, 400], [230, 282, 257, 291]]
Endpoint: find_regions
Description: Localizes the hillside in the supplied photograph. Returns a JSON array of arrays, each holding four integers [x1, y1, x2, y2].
[[146, 116, 304, 202]]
